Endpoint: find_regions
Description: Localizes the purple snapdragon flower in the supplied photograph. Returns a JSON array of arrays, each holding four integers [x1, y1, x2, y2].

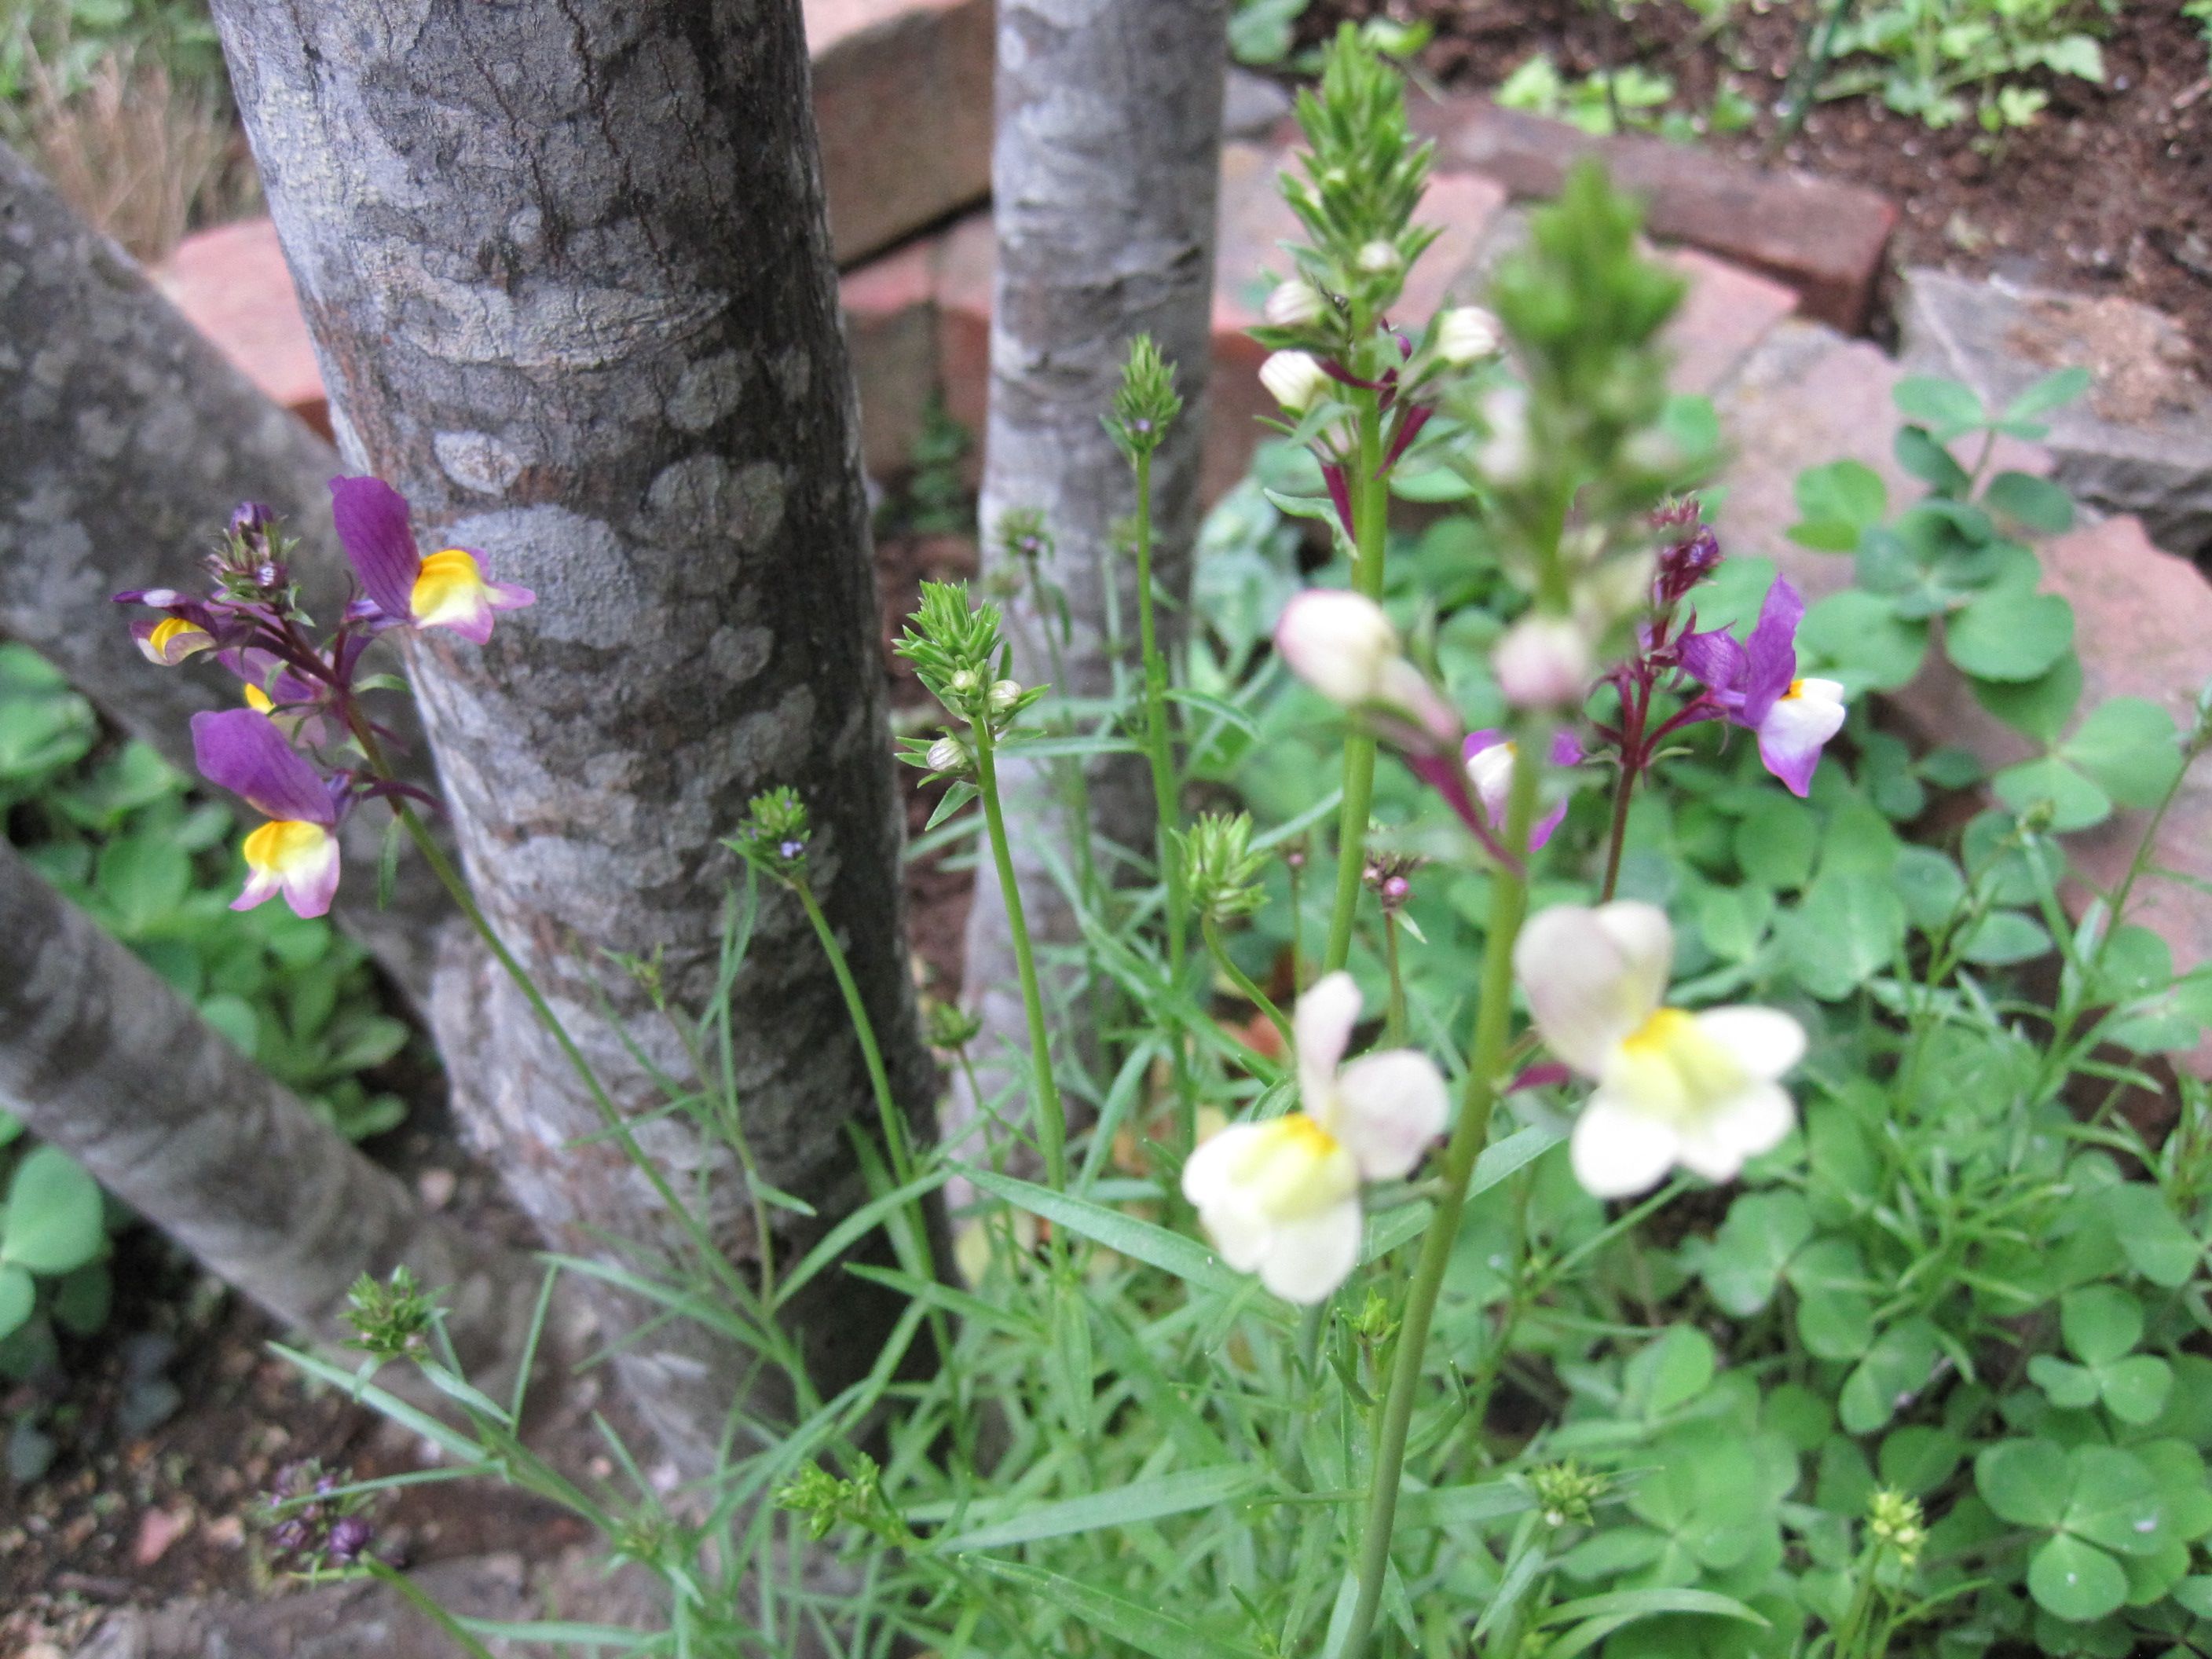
[[192, 709, 348, 917], [119, 479, 530, 920], [1679, 578, 1847, 798], [329, 477, 533, 643]]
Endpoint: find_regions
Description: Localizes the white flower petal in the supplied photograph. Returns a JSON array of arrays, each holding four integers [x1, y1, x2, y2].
[[1199, 1193, 1273, 1273], [1275, 591, 1399, 707], [1295, 972, 1362, 1119], [1569, 1093, 1683, 1199], [1181, 1121, 1265, 1211], [1694, 1006, 1807, 1082], [1514, 902, 1672, 1076], [1674, 1083, 1795, 1183], [1255, 1198, 1363, 1304], [1334, 1050, 1449, 1181]]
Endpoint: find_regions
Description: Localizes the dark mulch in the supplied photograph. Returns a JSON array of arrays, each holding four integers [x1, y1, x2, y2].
[[1312, 0, 2212, 361]]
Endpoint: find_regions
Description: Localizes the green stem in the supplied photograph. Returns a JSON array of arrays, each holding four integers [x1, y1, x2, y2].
[[1027, 562, 1104, 925], [1340, 742, 1541, 1659], [971, 719, 1068, 1188], [1133, 447, 1185, 973], [1323, 394, 1390, 975], [1202, 913, 1294, 1060], [384, 802, 754, 1309], [1287, 856, 1306, 998], [794, 882, 913, 1185], [1382, 912, 1407, 1046], [1133, 445, 1197, 1144]]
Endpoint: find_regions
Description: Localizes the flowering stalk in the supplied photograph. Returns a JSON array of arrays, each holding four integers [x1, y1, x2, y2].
[[1111, 342, 1189, 980], [971, 712, 1068, 1188], [1340, 733, 1544, 1659], [1323, 390, 1389, 974]]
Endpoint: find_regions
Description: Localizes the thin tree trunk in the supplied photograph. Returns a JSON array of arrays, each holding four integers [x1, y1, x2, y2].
[[209, 0, 934, 1478], [0, 142, 449, 1005], [0, 840, 535, 1372], [958, 0, 1229, 1113]]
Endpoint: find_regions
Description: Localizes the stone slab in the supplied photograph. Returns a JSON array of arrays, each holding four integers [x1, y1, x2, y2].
[[806, 0, 995, 266], [1419, 97, 1896, 332], [1709, 317, 2048, 579], [1877, 517, 2212, 1071], [149, 217, 330, 441], [1661, 245, 1800, 397], [1899, 267, 2212, 562]]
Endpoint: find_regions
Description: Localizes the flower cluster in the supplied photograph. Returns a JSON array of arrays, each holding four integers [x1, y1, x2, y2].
[[1183, 972, 1446, 1302], [1245, 29, 1503, 548], [262, 1460, 376, 1572], [893, 580, 1045, 782], [115, 479, 533, 917]]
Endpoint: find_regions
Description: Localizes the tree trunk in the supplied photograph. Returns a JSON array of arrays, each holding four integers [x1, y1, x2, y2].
[[209, 0, 934, 1479], [0, 142, 449, 1003], [958, 0, 1229, 1110], [0, 840, 535, 1372]]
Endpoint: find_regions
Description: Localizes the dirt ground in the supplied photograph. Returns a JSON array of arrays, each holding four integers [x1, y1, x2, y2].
[[1313, 0, 2212, 361]]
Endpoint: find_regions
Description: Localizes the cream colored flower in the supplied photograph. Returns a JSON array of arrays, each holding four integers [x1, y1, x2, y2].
[[1260, 350, 1331, 413], [1274, 590, 1454, 736], [1264, 279, 1328, 328], [1514, 902, 1804, 1198], [1436, 306, 1503, 366], [1182, 972, 1447, 1302]]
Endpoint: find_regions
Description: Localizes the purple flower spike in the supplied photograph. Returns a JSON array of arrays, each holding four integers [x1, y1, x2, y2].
[[329, 476, 423, 623], [192, 709, 337, 826], [1462, 727, 1584, 851]]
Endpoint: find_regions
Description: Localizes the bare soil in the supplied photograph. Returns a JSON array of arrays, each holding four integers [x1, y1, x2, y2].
[[1314, 0, 2212, 361]]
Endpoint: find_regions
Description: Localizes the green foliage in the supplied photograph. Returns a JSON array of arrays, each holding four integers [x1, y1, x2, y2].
[[273, 65, 2211, 1659], [0, 641, 413, 1369], [1818, 0, 2109, 130]]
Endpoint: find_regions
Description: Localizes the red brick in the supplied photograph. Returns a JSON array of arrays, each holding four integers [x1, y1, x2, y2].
[[932, 210, 996, 448], [1419, 97, 1896, 332], [1661, 246, 1798, 397], [841, 238, 943, 478], [807, 0, 994, 267], [150, 218, 329, 440]]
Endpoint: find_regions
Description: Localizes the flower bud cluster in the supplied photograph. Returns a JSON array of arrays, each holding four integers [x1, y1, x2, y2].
[[1527, 1460, 1607, 1529], [262, 1460, 376, 1573], [894, 580, 1046, 782], [343, 1265, 438, 1363], [777, 1453, 912, 1546], [1107, 335, 1182, 462], [1178, 811, 1270, 927], [1868, 1489, 1926, 1568], [730, 786, 812, 881]]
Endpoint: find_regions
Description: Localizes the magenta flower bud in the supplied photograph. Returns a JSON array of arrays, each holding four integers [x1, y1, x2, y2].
[[326, 1516, 374, 1564]]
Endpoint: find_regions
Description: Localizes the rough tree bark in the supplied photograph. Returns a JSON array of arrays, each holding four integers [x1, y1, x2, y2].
[[210, 0, 934, 1478], [0, 839, 534, 1370], [959, 0, 1229, 1107], [0, 142, 448, 1003]]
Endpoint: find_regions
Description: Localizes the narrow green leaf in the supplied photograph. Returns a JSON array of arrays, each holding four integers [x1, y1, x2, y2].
[[964, 1166, 1251, 1301], [937, 1464, 1262, 1552]]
